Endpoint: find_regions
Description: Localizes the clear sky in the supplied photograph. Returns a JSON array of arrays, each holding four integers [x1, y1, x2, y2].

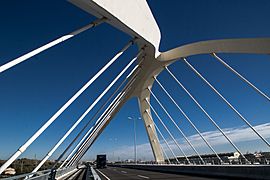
[[0, 0, 270, 162]]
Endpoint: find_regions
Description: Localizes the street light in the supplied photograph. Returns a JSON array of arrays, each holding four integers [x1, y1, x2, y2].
[[109, 138, 118, 162], [128, 116, 141, 164]]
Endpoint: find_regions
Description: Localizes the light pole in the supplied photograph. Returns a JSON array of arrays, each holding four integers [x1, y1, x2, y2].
[[109, 138, 117, 162], [128, 116, 141, 164]]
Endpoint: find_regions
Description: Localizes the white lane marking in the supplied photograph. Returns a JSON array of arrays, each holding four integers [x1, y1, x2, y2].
[[121, 171, 127, 174], [137, 175, 150, 179], [96, 169, 110, 180]]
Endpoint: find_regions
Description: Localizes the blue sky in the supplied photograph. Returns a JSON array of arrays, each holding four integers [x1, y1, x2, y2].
[[0, 0, 270, 162]]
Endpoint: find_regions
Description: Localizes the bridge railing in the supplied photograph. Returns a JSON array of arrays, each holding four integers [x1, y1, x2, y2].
[[2, 166, 78, 180], [2, 169, 50, 180]]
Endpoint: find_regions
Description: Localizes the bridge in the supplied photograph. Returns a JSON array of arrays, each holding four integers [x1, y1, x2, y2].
[[1, 0, 270, 179]]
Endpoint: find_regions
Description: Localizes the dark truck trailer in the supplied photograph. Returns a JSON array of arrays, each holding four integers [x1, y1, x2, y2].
[[96, 154, 107, 169]]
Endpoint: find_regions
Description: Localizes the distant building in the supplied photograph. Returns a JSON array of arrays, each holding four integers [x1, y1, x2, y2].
[[125, 159, 134, 163], [228, 152, 240, 162], [169, 152, 234, 164], [3, 167, 16, 175]]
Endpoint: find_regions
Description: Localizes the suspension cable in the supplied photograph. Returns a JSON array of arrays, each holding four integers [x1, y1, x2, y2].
[[183, 58, 270, 149], [165, 66, 250, 163], [70, 90, 125, 166], [63, 69, 140, 168], [154, 76, 223, 164], [67, 65, 141, 166], [67, 94, 121, 167], [148, 88, 205, 164], [0, 38, 135, 174], [160, 142, 171, 164], [31, 48, 142, 173], [145, 99, 190, 164], [66, 105, 116, 167], [73, 70, 142, 165], [145, 110, 180, 164], [148, 125, 172, 164], [212, 53, 270, 102], [0, 18, 106, 74], [73, 68, 148, 165], [55, 64, 141, 169]]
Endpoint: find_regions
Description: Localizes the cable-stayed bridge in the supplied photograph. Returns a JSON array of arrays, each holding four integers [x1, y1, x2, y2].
[[1, 0, 270, 179]]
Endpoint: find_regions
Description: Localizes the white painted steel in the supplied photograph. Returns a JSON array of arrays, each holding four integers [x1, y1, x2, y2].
[[184, 58, 270, 149], [0, 39, 133, 174], [0, 18, 105, 74], [74, 68, 142, 164], [67, 1, 270, 164], [69, 0, 161, 57], [145, 98, 190, 164], [69, 59, 145, 165], [165, 67, 249, 163], [56, 65, 141, 168], [63, 37, 270, 167], [66, 74, 137, 166], [67, 95, 124, 166], [158, 38, 270, 62], [159, 141, 171, 164], [32, 49, 141, 173], [132, 38, 270, 164], [212, 53, 270, 102], [145, 110, 180, 164], [154, 77, 223, 164], [149, 89, 205, 164], [62, 53, 141, 168], [122, 38, 270, 163], [2, 0, 270, 170], [72, 68, 142, 165], [71, 90, 126, 165]]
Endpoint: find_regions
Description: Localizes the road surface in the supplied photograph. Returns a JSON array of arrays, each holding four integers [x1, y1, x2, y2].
[[95, 166, 225, 180]]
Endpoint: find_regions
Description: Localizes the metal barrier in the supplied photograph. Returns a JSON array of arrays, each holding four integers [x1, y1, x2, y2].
[[55, 166, 78, 179], [1, 166, 78, 180], [2, 170, 50, 180]]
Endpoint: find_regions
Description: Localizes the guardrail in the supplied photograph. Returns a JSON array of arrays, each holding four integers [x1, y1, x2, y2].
[[1, 166, 78, 180], [89, 167, 100, 180], [2, 169, 51, 180]]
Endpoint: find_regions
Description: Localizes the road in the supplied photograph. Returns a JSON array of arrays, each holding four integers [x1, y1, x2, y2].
[[95, 166, 225, 180]]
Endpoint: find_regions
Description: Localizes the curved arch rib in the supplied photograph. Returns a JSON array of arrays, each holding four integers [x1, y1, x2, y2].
[[158, 38, 270, 62]]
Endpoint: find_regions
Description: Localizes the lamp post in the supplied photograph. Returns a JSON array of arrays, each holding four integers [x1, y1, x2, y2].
[[128, 116, 141, 164], [109, 138, 117, 162]]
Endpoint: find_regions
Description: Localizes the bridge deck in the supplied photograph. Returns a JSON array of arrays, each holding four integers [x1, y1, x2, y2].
[[61, 168, 86, 180], [95, 166, 221, 180]]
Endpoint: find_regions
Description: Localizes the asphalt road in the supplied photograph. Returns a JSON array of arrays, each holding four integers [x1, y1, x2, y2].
[[95, 166, 224, 180]]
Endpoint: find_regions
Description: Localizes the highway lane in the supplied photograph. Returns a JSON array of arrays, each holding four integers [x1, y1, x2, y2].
[[95, 166, 225, 180]]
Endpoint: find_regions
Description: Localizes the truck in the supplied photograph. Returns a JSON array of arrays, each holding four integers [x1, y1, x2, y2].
[[96, 154, 107, 169]]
